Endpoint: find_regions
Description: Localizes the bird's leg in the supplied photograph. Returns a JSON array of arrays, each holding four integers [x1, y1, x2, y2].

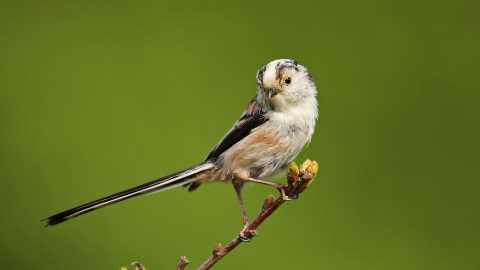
[[233, 181, 249, 226], [242, 177, 292, 201], [233, 181, 258, 242]]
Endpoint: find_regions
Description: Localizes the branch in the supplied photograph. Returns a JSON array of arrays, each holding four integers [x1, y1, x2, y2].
[[176, 256, 190, 270], [126, 160, 318, 270], [125, 256, 189, 270], [197, 159, 318, 270]]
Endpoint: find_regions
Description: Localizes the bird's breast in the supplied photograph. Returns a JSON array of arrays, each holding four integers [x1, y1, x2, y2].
[[217, 111, 314, 180]]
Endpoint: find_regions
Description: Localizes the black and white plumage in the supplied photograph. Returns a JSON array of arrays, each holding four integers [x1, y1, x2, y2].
[[44, 59, 318, 226]]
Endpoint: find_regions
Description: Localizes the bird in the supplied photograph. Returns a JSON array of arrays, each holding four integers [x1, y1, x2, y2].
[[44, 59, 318, 237]]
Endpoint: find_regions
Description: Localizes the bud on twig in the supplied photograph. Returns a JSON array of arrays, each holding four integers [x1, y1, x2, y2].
[[287, 162, 299, 185], [262, 195, 275, 211], [213, 243, 222, 255], [131, 262, 146, 270], [176, 256, 189, 270]]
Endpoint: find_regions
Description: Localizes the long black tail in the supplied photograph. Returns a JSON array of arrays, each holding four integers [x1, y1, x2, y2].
[[44, 161, 215, 226]]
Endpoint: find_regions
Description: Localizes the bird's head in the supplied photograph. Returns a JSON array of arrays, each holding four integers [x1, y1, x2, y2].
[[256, 59, 317, 112]]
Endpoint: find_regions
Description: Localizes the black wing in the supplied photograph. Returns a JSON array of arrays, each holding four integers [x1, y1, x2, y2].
[[205, 97, 268, 160], [187, 97, 268, 192]]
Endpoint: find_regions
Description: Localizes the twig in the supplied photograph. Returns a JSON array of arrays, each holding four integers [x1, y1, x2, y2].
[[196, 159, 318, 270], [176, 256, 190, 270], [131, 262, 146, 270]]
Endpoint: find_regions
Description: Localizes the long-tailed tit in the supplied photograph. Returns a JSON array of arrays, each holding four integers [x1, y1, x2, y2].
[[44, 59, 318, 232]]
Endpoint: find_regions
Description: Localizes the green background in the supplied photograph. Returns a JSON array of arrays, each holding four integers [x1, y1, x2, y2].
[[1, 1, 479, 269]]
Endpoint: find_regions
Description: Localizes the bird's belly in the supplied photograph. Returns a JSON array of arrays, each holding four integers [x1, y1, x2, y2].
[[219, 123, 310, 180]]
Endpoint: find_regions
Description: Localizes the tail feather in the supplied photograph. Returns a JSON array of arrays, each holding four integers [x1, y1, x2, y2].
[[44, 161, 214, 226]]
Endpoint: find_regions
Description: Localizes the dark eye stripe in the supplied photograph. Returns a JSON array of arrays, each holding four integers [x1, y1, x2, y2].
[[257, 65, 267, 84]]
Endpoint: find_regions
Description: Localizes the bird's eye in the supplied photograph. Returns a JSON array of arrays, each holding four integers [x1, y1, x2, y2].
[[284, 76, 292, 85]]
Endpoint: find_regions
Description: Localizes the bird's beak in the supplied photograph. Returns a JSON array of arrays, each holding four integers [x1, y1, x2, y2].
[[268, 88, 279, 98]]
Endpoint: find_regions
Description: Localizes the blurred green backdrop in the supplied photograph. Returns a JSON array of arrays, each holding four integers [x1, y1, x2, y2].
[[1, 1, 479, 269]]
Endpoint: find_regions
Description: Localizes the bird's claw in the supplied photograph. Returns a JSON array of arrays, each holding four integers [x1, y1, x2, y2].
[[277, 185, 298, 201], [239, 225, 258, 242]]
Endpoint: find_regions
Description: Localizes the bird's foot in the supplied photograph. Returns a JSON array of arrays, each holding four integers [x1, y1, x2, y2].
[[277, 185, 298, 201], [239, 224, 258, 242]]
